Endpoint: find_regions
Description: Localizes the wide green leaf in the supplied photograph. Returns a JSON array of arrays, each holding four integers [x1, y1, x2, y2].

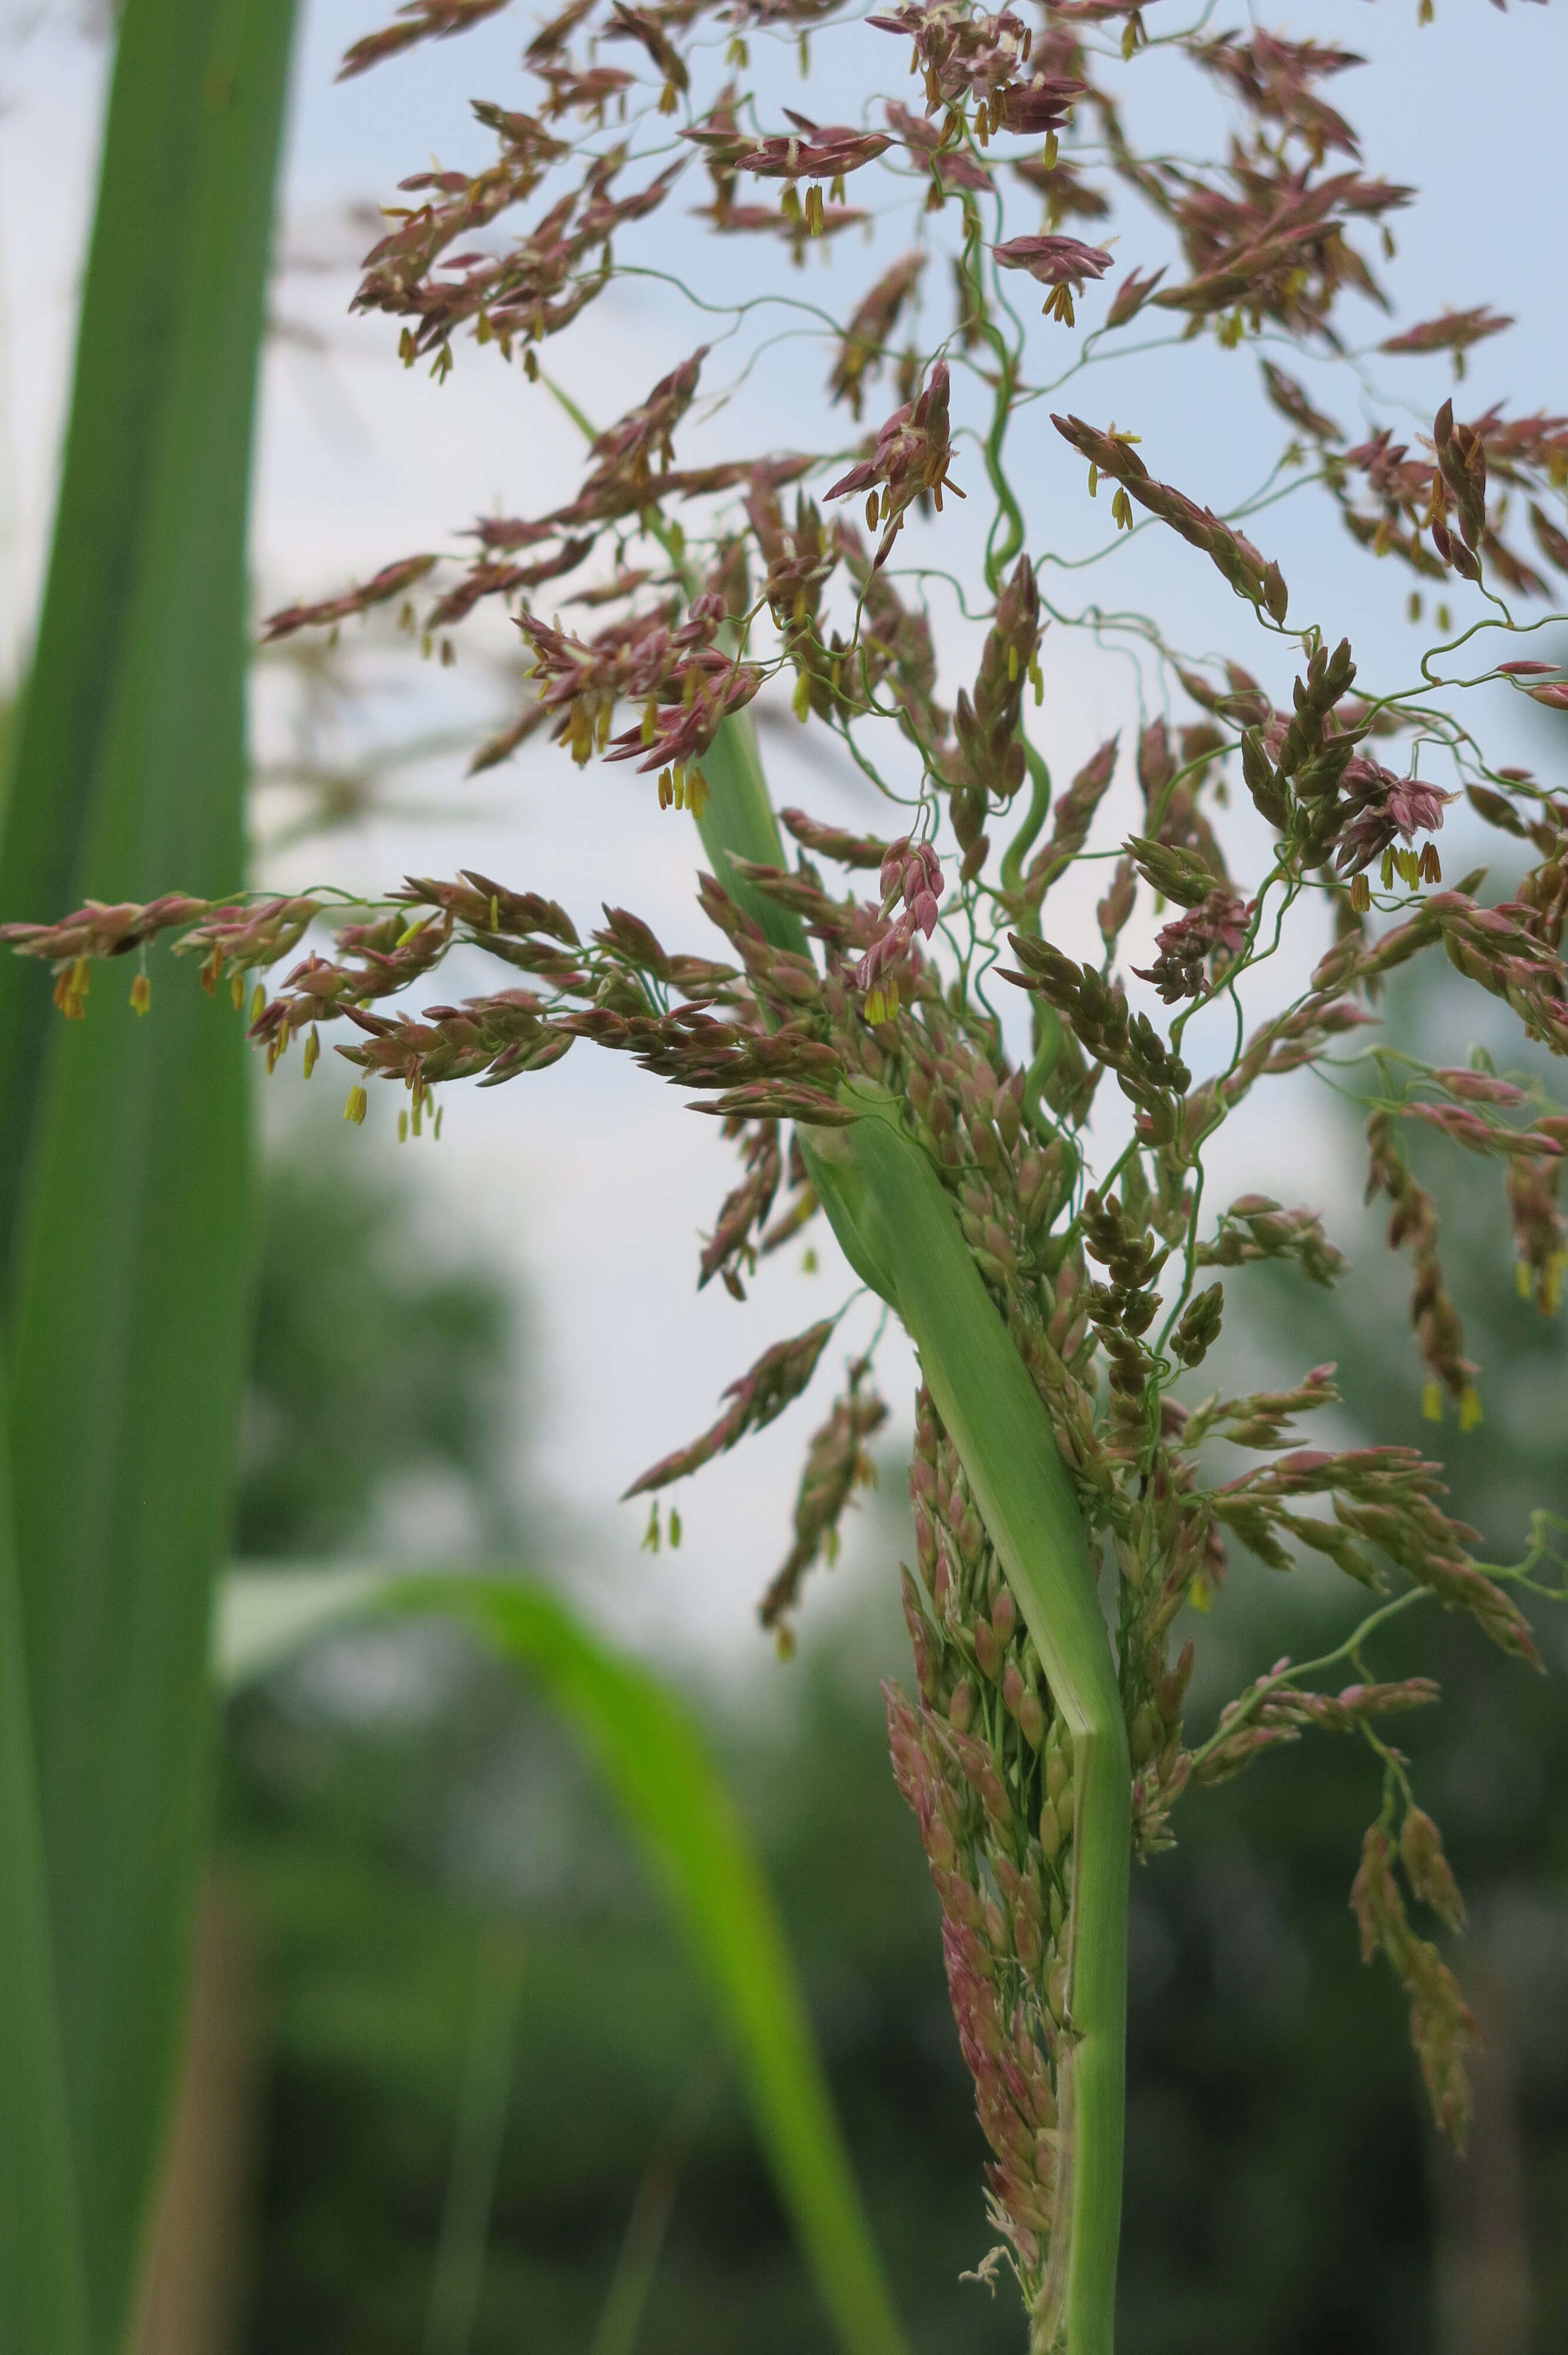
[[0, 1364, 89, 2355], [220, 1565, 909, 2355], [0, 4, 299, 2345], [0, 0, 279, 1256]]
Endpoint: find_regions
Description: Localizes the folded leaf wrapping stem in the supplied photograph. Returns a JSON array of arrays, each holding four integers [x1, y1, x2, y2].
[[696, 713, 1129, 2355]]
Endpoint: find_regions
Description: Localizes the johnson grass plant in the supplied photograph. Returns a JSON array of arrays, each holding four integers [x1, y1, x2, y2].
[[7, 0, 1568, 2349]]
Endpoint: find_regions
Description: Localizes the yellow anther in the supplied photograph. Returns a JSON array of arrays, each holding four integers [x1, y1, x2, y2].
[[1547, 1253, 1566, 1315], [55, 955, 91, 1020]]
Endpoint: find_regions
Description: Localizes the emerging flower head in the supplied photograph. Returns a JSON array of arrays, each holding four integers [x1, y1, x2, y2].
[[1134, 889, 1253, 1005], [994, 233, 1114, 286], [994, 234, 1114, 323], [852, 836, 945, 1016], [826, 361, 963, 566], [881, 835, 945, 934], [1334, 755, 1458, 878]]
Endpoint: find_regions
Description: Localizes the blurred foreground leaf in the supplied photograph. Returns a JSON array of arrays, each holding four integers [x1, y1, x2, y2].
[[0, 2, 298, 2344], [220, 1565, 909, 2355], [0, 1388, 88, 2355]]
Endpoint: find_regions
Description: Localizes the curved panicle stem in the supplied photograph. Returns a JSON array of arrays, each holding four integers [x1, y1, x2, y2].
[[697, 718, 1131, 2355]]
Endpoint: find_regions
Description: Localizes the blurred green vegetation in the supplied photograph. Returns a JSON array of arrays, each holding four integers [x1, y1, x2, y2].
[[235, 1146, 521, 1562], [222, 960, 1567, 2354]]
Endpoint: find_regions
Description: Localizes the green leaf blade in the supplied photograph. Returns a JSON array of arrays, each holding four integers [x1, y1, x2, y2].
[[221, 1566, 910, 2355], [0, 1374, 89, 2355], [0, 4, 300, 2344]]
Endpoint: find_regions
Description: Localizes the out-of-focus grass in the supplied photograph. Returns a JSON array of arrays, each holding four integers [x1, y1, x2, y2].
[[239, 1568, 912, 2355], [0, 1376, 89, 2351]]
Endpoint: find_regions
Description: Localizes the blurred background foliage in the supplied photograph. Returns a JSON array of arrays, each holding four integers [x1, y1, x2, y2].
[[208, 941, 1567, 2355], [235, 1143, 522, 1564]]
